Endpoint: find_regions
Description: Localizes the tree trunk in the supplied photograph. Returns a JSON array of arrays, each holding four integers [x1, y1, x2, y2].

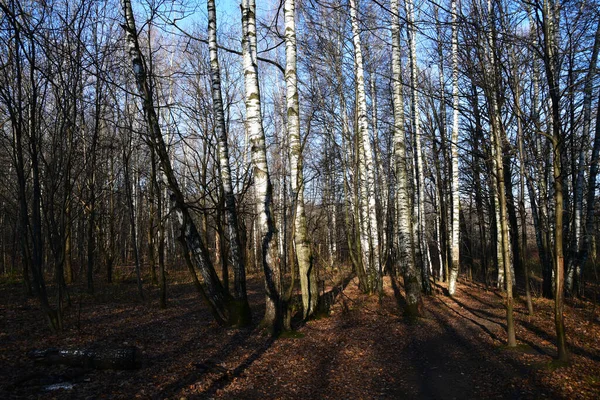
[[120, 0, 233, 326], [405, 0, 428, 296], [486, 0, 515, 347], [541, 0, 568, 361], [207, 0, 251, 325], [241, 0, 284, 333], [570, 21, 600, 296], [284, 0, 319, 319], [123, 146, 144, 300], [349, 0, 380, 294], [391, 0, 421, 317], [448, 0, 460, 296]]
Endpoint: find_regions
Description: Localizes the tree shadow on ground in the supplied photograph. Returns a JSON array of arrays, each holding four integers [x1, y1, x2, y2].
[[156, 326, 263, 398], [389, 273, 409, 312], [200, 335, 276, 398], [316, 272, 355, 315], [158, 272, 357, 398]]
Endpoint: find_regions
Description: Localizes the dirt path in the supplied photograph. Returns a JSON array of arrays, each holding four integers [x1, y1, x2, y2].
[[1, 274, 599, 399]]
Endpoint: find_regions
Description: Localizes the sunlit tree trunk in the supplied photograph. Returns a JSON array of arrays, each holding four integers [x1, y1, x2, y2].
[[486, 0, 515, 347], [241, 0, 284, 333], [391, 0, 421, 316], [405, 0, 429, 295], [349, 0, 380, 294], [448, 0, 460, 296], [207, 0, 251, 324], [284, 0, 318, 319]]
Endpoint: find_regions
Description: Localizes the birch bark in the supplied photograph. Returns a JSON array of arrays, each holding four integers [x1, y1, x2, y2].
[[405, 0, 428, 294], [284, 0, 318, 319], [448, 0, 460, 296], [349, 0, 379, 293], [207, 0, 251, 323], [486, 0, 515, 346], [241, 0, 284, 332], [391, 0, 421, 316]]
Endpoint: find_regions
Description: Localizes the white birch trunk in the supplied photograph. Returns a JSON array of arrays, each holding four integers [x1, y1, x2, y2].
[[486, 0, 515, 346], [241, 0, 283, 332], [391, 0, 421, 316], [349, 0, 380, 293], [284, 0, 319, 318], [448, 0, 461, 296], [405, 0, 428, 293], [207, 0, 250, 321]]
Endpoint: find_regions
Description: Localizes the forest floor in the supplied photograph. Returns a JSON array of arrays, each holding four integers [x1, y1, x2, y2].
[[1, 268, 600, 399]]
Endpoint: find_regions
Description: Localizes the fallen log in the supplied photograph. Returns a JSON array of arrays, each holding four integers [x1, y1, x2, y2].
[[28, 346, 142, 370]]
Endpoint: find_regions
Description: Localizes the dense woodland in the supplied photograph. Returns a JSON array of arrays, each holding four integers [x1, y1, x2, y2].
[[1, 0, 600, 397]]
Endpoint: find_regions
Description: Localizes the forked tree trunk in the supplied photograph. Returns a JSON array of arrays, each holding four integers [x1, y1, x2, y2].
[[207, 0, 251, 324], [241, 0, 284, 333], [284, 0, 319, 319]]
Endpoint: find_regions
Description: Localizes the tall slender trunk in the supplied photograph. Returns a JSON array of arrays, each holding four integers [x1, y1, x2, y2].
[[486, 0, 515, 346], [470, 84, 489, 285], [150, 148, 167, 308], [434, 6, 450, 283], [123, 147, 144, 300], [391, 0, 421, 316], [349, 0, 380, 293], [241, 0, 284, 333], [511, 48, 534, 314], [284, 0, 318, 319], [121, 0, 233, 325], [405, 0, 429, 295], [371, 73, 386, 294], [541, 0, 568, 362], [207, 0, 251, 325], [448, 0, 460, 296], [570, 22, 600, 296]]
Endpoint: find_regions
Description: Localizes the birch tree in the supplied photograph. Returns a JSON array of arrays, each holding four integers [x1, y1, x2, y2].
[[349, 0, 380, 293], [404, 0, 430, 294], [483, 0, 516, 346], [207, 0, 251, 323], [284, 0, 319, 319], [391, 0, 421, 316], [241, 0, 284, 332], [448, 0, 460, 296]]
